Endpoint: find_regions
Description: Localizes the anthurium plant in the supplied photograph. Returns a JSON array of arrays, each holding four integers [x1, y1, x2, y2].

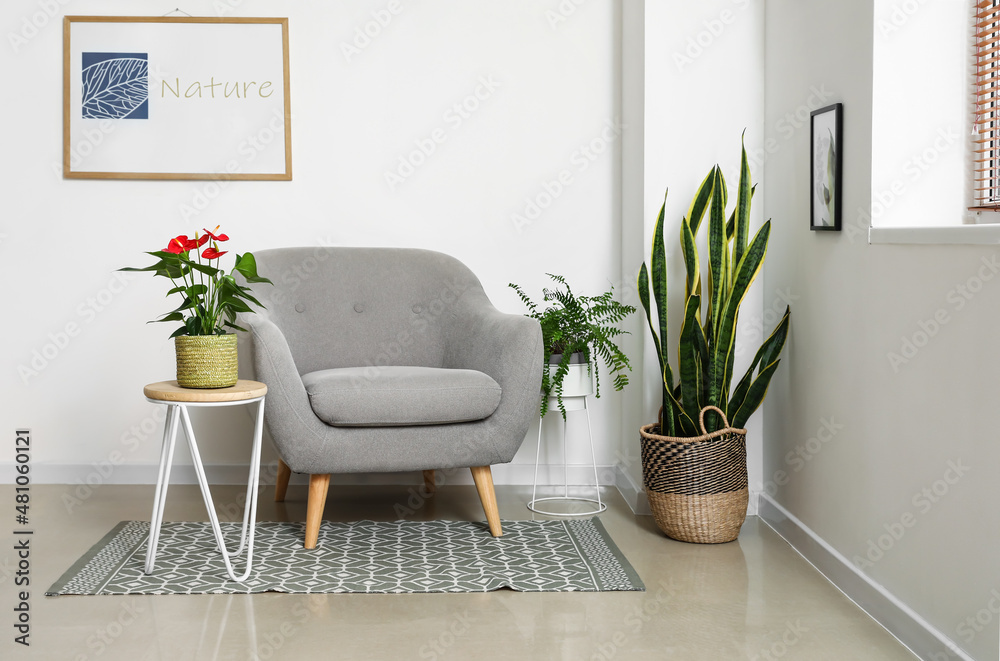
[[638, 140, 790, 437], [120, 227, 272, 337]]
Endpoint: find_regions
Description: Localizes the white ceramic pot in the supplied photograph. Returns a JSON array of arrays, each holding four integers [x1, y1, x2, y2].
[[547, 353, 593, 411]]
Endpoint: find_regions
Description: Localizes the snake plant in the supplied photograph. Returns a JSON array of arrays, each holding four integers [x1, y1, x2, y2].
[[638, 140, 790, 436]]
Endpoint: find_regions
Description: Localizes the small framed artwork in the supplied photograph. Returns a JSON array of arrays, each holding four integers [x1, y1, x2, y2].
[[810, 103, 843, 231], [63, 16, 292, 180]]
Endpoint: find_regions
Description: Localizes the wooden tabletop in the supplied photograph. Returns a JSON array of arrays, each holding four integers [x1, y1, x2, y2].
[[144, 380, 267, 403]]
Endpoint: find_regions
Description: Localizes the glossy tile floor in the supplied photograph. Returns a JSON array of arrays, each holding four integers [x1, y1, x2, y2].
[[1, 483, 917, 660]]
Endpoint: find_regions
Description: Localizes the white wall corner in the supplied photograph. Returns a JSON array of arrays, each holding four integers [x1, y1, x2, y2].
[[757, 494, 973, 661], [615, 461, 650, 515]]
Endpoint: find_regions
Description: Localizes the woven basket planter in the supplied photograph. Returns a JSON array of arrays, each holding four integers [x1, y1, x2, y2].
[[639, 405, 748, 544], [175, 334, 238, 389]]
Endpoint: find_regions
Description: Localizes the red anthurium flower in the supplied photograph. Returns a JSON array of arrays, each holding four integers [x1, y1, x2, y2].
[[203, 226, 230, 242], [202, 246, 228, 260], [164, 235, 198, 254], [194, 233, 210, 248]]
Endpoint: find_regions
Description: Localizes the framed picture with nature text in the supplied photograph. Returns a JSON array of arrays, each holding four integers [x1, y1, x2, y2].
[[63, 16, 291, 180], [810, 103, 842, 231]]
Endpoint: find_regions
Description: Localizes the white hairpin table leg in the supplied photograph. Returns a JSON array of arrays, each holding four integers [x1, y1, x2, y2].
[[181, 400, 264, 583], [145, 404, 180, 574]]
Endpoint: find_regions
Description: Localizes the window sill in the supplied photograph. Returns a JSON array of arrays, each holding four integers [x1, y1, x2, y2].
[[869, 225, 1000, 245]]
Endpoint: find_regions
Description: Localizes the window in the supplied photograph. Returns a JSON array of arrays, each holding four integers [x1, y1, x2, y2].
[[974, 0, 1000, 208]]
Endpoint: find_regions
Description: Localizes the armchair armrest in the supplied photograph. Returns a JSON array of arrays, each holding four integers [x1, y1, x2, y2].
[[243, 314, 327, 470], [445, 308, 540, 378], [444, 306, 542, 459]]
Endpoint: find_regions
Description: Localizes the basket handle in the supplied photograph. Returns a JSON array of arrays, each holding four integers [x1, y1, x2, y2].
[[698, 406, 730, 435]]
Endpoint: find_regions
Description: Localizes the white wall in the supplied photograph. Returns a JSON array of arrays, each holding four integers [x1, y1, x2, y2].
[[624, 0, 766, 506], [1, 0, 625, 487], [764, 1, 1000, 659]]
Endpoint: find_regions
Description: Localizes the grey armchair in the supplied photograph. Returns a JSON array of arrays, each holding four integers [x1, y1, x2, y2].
[[242, 247, 542, 548]]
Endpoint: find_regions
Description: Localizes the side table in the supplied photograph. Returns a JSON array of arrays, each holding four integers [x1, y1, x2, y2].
[[143, 379, 267, 582]]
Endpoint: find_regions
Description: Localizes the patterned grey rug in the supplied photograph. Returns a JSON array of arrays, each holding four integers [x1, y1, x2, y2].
[[47, 519, 643, 595]]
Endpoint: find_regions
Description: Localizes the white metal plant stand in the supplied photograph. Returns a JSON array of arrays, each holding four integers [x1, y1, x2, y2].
[[143, 380, 267, 583], [528, 363, 606, 516]]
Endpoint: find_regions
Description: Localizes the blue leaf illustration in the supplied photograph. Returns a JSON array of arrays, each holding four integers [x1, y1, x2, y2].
[[82, 56, 148, 119]]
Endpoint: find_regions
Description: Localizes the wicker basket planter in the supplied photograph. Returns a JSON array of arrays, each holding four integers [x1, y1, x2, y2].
[[174, 334, 238, 388], [639, 405, 748, 544]]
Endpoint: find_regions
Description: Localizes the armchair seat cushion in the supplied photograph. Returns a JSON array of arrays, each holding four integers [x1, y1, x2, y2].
[[301, 366, 502, 427]]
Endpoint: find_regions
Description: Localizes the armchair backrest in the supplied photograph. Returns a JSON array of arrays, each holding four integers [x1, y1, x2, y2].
[[249, 247, 488, 375]]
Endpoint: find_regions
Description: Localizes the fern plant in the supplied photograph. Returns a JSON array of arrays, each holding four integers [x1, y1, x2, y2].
[[638, 139, 790, 437], [509, 274, 636, 419]]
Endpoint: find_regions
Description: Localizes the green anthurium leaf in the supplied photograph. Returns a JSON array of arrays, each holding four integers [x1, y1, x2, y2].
[[167, 297, 197, 314], [158, 262, 189, 279], [184, 316, 202, 336], [234, 253, 273, 284], [149, 312, 185, 324], [189, 262, 221, 278], [235, 288, 263, 309], [168, 325, 188, 339], [224, 321, 248, 333], [218, 274, 240, 294], [119, 264, 164, 273], [221, 298, 253, 314], [165, 284, 203, 300], [146, 251, 185, 261]]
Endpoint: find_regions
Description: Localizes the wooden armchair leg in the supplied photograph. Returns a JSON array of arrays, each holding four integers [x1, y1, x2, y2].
[[275, 459, 291, 502], [470, 466, 502, 537], [305, 473, 330, 550], [422, 470, 436, 495]]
